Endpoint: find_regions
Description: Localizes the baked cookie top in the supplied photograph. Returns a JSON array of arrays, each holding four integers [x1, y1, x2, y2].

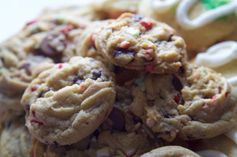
[[21, 57, 115, 145], [95, 13, 187, 74]]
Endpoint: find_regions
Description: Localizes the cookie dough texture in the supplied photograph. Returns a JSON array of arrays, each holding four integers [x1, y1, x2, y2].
[[180, 65, 237, 140], [0, 119, 31, 157], [0, 7, 91, 125], [0, 47, 53, 124], [31, 131, 154, 157], [95, 13, 187, 74], [30, 84, 157, 157], [141, 146, 200, 157], [21, 57, 115, 145], [128, 65, 236, 142]]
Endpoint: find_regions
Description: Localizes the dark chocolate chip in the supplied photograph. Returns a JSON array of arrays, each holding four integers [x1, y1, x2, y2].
[[19, 63, 31, 75], [113, 49, 134, 58], [178, 66, 185, 75], [133, 116, 142, 124], [0, 57, 5, 64], [38, 32, 66, 58], [172, 75, 183, 91], [113, 50, 123, 57], [108, 107, 125, 131], [113, 66, 122, 74], [53, 141, 59, 146], [6, 121, 11, 129], [73, 75, 83, 85], [167, 34, 174, 42], [91, 70, 102, 80], [24, 104, 30, 113]]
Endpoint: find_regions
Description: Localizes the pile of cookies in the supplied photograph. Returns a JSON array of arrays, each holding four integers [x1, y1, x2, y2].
[[1, 0, 237, 157]]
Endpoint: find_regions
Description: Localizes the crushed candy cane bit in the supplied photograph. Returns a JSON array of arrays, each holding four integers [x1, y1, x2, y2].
[[144, 49, 154, 61], [30, 117, 44, 126], [31, 85, 38, 92], [90, 33, 96, 47], [57, 63, 63, 69], [60, 25, 74, 34], [211, 95, 217, 102], [140, 20, 153, 30], [119, 41, 131, 49], [174, 94, 181, 104], [225, 92, 229, 97]]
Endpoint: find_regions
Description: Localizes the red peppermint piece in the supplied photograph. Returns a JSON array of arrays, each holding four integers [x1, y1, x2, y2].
[[144, 48, 154, 61], [90, 33, 96, 47], [211, 95, 217, 102], [30, 117, 44, 126], [60, 25, 74, 34], [119, 41, 131, 49], [57, 63, 63, 69], [31, 85, 38, 92], [140, 20, 153, 30], [145, 64, 156, 73], [225, 92, 229, 97], [174, 94, 181, 104]]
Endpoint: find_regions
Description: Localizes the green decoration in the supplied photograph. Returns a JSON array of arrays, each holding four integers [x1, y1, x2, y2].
[[201, 0, 231, 10]]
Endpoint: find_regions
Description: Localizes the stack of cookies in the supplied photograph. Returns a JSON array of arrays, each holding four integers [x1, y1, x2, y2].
[[0, 1, 237, 157]]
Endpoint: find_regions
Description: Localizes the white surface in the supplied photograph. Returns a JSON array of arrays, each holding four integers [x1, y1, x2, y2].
[[0, 0, 91, 42]]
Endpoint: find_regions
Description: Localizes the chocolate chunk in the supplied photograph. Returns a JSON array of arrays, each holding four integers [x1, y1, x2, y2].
[[92, 70, 102, 80], [73, 75, 83, 85], [24, 104, 30, 113], [108, 107, 125, 131], [172, 75, 183, 91], [167, 34, 174, 42], [39, 32, 66, 58], [19, 63, 31, 75], [113, 49, 134, 58]]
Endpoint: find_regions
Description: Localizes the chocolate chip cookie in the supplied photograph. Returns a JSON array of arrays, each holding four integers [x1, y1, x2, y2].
[[95, 13, 187, 73], [125, 65, 237, 142], [21, 57, 115, 145], [0, 119, 31, 157]]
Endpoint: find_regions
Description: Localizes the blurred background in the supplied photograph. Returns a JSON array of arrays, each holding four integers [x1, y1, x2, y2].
[[0, 0, 92, 42]]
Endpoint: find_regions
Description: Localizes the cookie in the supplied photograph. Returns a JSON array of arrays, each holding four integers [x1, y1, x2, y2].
[[180, 65, 237, 140], [95, 13, 187, 73], [31, 130, 154, 157], [0, 9, 91, 125], [21, 57, 115, 145], [195, 41, 237, 156], [195, 41, 237, 96], [30, 83, 158, 157], [124, 65, 237, 142], [139, 0, 237, 56], [141, 146, 200, 157], [129, 73, 190, 142], [0, 119, 31, 157], [0, 49, 53, 124], [19, 14, 89, 63]]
